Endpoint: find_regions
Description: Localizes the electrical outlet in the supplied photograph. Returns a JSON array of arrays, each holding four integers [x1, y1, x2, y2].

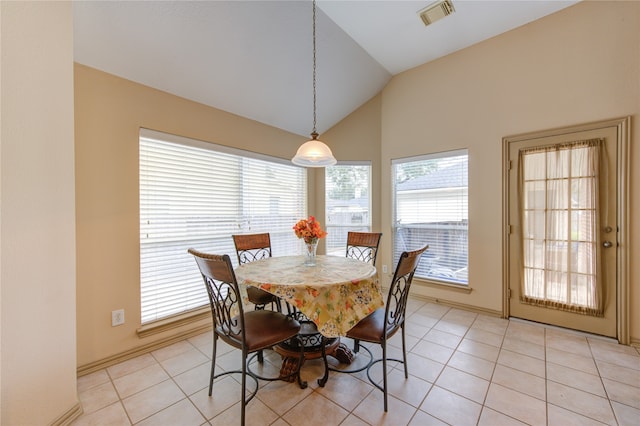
[[382, 264, 388, 274], [111, 309, 125, 326]]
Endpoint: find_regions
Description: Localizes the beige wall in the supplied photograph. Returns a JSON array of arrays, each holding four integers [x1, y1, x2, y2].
[[75, 64, 382, 366], [75, 64, 344, 366], [379, 1, 639, 340], [1, 1, 78, 423], [75, 0, 639, 370]]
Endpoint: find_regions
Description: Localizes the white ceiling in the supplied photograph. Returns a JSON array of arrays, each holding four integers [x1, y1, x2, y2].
[[73, 0, 579, 137]]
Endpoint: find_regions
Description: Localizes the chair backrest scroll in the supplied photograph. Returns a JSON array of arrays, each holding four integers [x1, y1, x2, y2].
[[232, 233, 272, 265], [384, 244, 429, 335], [188, 249, 245, 342], [345, 232, 382, 265]]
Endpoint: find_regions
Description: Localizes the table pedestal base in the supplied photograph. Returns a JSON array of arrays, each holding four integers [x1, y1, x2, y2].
[[274, 321, 355, 387]]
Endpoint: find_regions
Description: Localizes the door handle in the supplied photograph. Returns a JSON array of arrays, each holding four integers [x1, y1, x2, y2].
[[603, 241, 613, 248]]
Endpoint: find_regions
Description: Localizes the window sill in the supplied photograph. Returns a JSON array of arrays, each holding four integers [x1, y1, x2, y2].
[[137, 307, 211, 338], [414, 277, 473, 294]]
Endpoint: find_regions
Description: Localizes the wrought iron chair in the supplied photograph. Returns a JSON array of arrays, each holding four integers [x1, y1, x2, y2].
[[344, 231, 382, 357], [345, 244, 429, 411], [345, 231, 382, 266], [188, 249, 306, 426], [232, 233, 282, 313]]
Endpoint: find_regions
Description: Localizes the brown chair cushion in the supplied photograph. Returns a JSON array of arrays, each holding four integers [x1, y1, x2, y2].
[[219, 310, 300, 352], [345, 308, 388, 344]]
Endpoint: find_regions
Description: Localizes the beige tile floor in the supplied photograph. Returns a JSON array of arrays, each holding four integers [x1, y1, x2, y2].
[[73, 300, 640, 425]]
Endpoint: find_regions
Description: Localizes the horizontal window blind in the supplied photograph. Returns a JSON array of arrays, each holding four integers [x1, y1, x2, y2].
[[325, 163, 372, 256], [140, 130, 307, 323], [392, 150, 468, 285]]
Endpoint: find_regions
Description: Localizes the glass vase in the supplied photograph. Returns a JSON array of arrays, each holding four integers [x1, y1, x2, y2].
[[304, 239, 318, 266]]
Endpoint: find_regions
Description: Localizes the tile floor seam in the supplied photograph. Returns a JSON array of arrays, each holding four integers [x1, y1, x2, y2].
[[416, 391, 451, 426], [277, 388, 318, 423], [600, 379, 624, 426], [451, 379, 489, 407], [132, 350, 196, 424], [543, 327, 550, 426], [547, 400, 612, 426], [172, 374, 210, 424], [544, 375, 606, 400], [482, 322, 544, 424], [355, 384, 376, 420], [480, 405, 528, 426], [99, 368, 123, 421], [108, 372, 134, 425], [587, 332, 623, 426], [186, 392, 212, 424], [474, 340, 501, 422]]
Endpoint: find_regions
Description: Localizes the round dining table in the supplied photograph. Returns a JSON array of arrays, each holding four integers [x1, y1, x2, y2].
[[235, 255, 384, 338], [235, 255, 384, 385]]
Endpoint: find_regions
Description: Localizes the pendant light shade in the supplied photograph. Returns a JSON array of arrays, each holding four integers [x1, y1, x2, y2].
[[291, 0, 337, 168], [292, 132, 337, 167]]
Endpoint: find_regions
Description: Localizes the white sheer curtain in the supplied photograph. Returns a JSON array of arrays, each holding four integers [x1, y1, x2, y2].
[[518, 139, 604, 316]]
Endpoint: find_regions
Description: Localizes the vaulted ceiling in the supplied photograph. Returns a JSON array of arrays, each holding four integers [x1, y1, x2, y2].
[[73, 1, 579, 136]]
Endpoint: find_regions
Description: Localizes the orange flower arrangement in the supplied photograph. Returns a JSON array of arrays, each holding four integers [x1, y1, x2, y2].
[[293, 215, 327, 244]]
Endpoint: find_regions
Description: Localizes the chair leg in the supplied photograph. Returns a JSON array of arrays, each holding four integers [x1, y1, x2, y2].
[[253, 303, 265, 365], [241, 349, 247, 426], [401, 325, 408, 378], [209, 334, 217, 396], [382, 342, 388, 412]]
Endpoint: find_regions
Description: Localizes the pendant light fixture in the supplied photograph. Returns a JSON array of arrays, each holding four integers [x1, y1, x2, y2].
[[292, 0, 337, 167]]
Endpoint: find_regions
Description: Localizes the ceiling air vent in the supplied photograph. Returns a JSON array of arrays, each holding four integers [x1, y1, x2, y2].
[[418, 0, 455, 26]]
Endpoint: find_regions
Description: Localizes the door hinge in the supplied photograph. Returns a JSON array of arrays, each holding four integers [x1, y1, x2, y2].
[[507, 288, 512, 299], [508, 160, 513, 171]]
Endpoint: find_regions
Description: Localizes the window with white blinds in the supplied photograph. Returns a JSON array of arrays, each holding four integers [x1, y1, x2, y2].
[[325, 162, 372, 256], [139, 129, 307, 324], [392, 150, 468, 285]]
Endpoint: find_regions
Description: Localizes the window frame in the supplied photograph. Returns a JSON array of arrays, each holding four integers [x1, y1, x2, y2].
[[138, 128, 307, 326], [392, 149, 469, 287], [324, 161, 372, 256]]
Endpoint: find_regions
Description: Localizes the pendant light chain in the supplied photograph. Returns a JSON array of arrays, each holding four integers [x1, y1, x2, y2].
[[291, 0, 336, 167], [312, 0, 317, 137]]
